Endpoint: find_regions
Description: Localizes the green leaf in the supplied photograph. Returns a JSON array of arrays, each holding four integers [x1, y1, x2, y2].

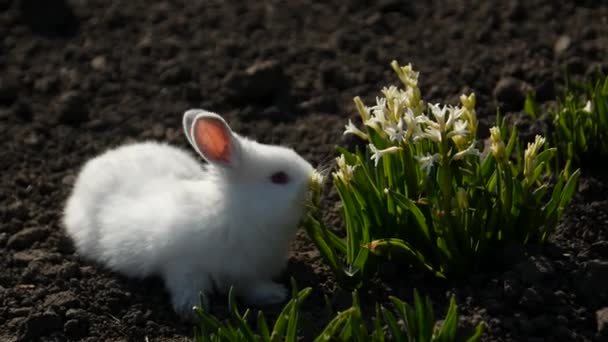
[[382, 306, 405, 342], [303, 213, 342, 275], [413, 289, 432, 342], [313, 308, 355, 342], [558, 169, 581, 216], [464, 322, 486, 342], [257, 311, 270, 341], [435, 296, 458, 341], [389, 191, 431, 242], [286, 298, 299, 342], [524, 92, 540, 117]]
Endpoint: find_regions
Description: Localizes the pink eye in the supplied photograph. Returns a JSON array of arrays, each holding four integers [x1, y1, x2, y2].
[[270, 171, 290, 185]]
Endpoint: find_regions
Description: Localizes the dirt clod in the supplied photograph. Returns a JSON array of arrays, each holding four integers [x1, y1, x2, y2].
[[20, 309, 62, 340], [54, 91, 88, 125], [0, 74, 19, 105], [493, 76, 531, 112], [18, 0, 79, 36], [7, 227, 49, 250]]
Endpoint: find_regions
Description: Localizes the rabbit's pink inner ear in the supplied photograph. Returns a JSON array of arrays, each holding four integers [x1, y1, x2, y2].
[[194, 119, 231, 163]]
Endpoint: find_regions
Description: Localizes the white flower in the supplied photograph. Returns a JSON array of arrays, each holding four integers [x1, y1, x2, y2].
[[421, 126, 442, 143], [415, 153, 440, 175], [369, 144, 402, 167], [403, 108, 422, 140], [428, 103, 448, 129], [333, 155, 357, 184], [444, 106, 463, 130], [353, 96, 371, 122], [447, 119, 469, 139], [583, 100, 592, 113], [366, 97, 389, 133], [344, 119, 369, 140], [381, 86, 400, 103], [489, 126, 505, 159], [370, 97, 387, 118], [451, 141, 481, 161], [524, 135, 546, 180], [385, 118, 405, 142], [460, 93, 475, 110]]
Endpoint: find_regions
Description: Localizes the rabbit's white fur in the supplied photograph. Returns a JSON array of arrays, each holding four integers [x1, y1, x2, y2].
[[63, 110, 314, 318]]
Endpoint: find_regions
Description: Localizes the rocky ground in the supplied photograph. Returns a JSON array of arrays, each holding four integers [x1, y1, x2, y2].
[[1, 0, 608, 341]]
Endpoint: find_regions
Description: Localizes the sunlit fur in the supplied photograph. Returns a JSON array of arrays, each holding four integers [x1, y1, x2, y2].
[[62, 110, 314, 318]]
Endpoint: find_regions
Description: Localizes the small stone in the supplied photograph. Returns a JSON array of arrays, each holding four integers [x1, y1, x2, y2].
[[55, 91, 89, 125], [320, 62, 352, 90], [7, 201, 29, 221], [516, 312, 534, 334], [20, 309, 62, 340], [21, 261, 45, 283], [136, 35, 152, 53], [152, 123, 165, 139], [377, 0, 401, 12], [530, 315, 551, 333], [123, 309, 146, 326], [519, 287, 543, 310], [503, 276, 523, 300], [0, 73, 19, 104], [64, 318, 89, 339], [297, 95, 337, 114], [12, 100, 32, 121], [580, 260, 608, 301], [565, 57, 585, 75], [91, 56, 107, 71], [8, 307, 31, 318], [514, 256, 555, 284], [534, 79, 556, 102], [552, 325, 572, 339], [225, 59, 289, 105], [34, 76, 60, 94], [58, 262, 80, 278], [12, 249, 48, 264], [18, 0, 79, 36], [493, 77, 531, 112], [62, 175, 76, 186], [505, 0, 525, 20], [496, 244, 527, 267], [554, 35, 571, 56], [43, 291, 81, 312], [160, 64, 191, 85], [590, 241, 608, 257], [7, 227, 49, 250], [65, 308, 87, 320], [597, 307, 608, 337], [0, 232, 7, 247], [23, 132, 40, 146], [83, 118, 110, 131]]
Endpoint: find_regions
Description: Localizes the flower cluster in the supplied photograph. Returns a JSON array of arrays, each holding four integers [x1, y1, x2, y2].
[[337, 60, 481, 179]]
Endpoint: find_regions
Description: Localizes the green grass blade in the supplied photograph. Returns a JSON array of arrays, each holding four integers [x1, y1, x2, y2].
[[313, 308, 355, 342], [257, 311, 270, 341]]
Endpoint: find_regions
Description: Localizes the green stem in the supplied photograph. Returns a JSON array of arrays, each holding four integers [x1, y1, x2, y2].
[[439, 134, 452, 212]]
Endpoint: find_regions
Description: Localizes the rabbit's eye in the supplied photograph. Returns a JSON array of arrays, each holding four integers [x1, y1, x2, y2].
[[270, 171, 290, 185]]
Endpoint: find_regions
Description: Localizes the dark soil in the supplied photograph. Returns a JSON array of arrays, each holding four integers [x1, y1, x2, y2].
[[1, 0, 608, 341]]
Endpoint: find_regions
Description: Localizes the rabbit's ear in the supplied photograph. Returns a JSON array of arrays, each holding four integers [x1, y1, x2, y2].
[[183, 109, 207, 148], [186, 110, 241, 167]]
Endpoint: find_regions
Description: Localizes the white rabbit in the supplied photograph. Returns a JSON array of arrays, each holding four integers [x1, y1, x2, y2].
[[62, 109, 315, 318]]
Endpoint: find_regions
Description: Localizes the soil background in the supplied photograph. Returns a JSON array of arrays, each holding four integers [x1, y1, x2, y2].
[[2, 0, 608, 341]]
